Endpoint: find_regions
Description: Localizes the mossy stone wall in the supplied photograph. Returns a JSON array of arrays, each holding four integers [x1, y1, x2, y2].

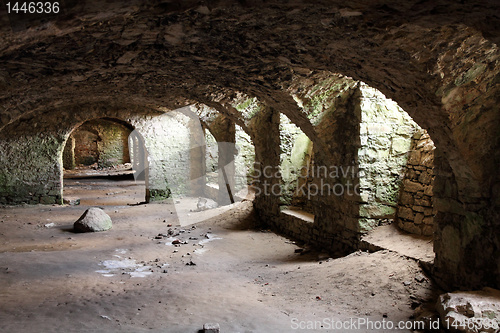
[[65, 119, 131, 168]]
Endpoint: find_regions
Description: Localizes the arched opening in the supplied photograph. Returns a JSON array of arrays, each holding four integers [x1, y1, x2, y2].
[[261, 73, 438, 263], [201, 115, 256, 205], [62, 118, 145, 206], [234, 124, 256, 199]]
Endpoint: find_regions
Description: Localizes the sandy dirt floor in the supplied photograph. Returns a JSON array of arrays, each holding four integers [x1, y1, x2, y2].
[[0, 176, 440, 332]]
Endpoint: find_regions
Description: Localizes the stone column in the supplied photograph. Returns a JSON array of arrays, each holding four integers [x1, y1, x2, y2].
[[210, 115, 236, 205], [63, 136, 76, 170], [188, 117, 206, 197], [432, 148, 500, 290], [249, 106, 281, 218]]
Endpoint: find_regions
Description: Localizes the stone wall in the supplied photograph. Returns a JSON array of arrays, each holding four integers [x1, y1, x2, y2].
[[357, 84, 419, 231], [65, 119, 131, 168], [94, 120, 131, 168], [137, 112, 192, 200], [234, 124, 255, 192], [396, 130, 436, 236], [0, 118, 65, 205], [279, 113, 311, 206], [0, 105, 200, 205], [73, 128, 99, 166]]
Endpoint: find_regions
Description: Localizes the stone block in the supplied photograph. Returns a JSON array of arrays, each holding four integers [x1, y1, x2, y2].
[[360, 134, 368, 146], [404, 180, 423, 193], [413, 130, 424, 140], [408, 150, 421, 165], [400, 220, 422, 235], [423, 216, 433, 225], [405, 169, 418, 181], [423, 185, 433, 196], [434, 198, 465, 215], [399, 191, 414, 206], [358, 218, 378, 233], [366, 123, 391, 134], [398, 207, 414, 220], [421, 153, 434, 167], [359, 148, 377, 163], [373, 135, 391, 148], [418, 171, 433, 185], [414, 205, 425, 212], [424, 207, 433, 216], [360, 191, 370, 203], [359, 204, 396, 219], [415, 197, 431, 207], [414, 213, 424, 225], [395, 125, 415, 136], [391, 137, 411, 155]]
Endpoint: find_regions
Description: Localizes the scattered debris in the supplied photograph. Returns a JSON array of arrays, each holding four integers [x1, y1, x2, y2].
[[196, 197, 218, 211], [63, 197, 80, 205], [415, 273, 426, 283], [203, 322, 220, 333]]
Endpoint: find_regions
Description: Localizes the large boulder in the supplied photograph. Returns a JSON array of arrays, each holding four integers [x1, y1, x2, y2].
[[74, 207, 112, 232], [436, 287, 500, 333]]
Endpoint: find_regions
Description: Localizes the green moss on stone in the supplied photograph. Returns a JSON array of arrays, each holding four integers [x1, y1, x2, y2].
[[359, 204, 396, 219]]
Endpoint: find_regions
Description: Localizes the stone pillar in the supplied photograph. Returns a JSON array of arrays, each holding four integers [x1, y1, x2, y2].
[[188, 118, 206, 197], [63, 136, 76, 170], [249, 106, 281, 219], [210, 115, 236, 205], [432, 148, 500, 290], [129, 130, 147, 181], [309, 87, 362, 252]]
